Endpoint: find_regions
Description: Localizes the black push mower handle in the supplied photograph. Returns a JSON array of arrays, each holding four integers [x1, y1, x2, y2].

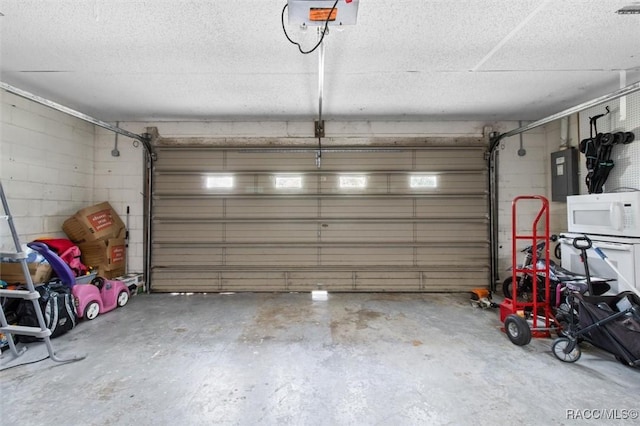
[[572, 235, 592, 250]]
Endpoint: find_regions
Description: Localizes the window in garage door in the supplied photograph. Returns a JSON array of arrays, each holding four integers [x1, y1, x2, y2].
[[150, 140, 489, 293]]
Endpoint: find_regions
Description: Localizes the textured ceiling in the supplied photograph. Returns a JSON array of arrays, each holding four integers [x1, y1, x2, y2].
[[1, 0, 639, 122]]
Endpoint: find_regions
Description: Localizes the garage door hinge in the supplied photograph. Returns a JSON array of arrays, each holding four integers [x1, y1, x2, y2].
[[314, 120, 325, 138]]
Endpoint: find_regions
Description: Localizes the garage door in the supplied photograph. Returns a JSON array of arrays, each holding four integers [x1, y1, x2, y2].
[[150, 139, 489, 292]]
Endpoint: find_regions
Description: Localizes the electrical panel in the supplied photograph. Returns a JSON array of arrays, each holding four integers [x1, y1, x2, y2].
[[551, 147, 579, 202]]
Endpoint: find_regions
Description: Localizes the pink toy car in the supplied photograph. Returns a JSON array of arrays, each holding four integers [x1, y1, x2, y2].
[[73, 277, 130, 320], [27, 242, 130, 321]]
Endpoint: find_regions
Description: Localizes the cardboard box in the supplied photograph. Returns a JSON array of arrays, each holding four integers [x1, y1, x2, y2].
[[96, 265, 126, 280], [113, 273, 144, 294], [0, 262, 52, 285], [63, 202, 126, 244], [78, 238, 126, 271]]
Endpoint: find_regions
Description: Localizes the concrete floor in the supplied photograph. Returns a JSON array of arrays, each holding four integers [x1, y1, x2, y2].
[[1, 292, 639, 425]]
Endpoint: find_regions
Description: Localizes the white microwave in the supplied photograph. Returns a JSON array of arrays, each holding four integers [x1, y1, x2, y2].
[[567, 192, 640, 238]]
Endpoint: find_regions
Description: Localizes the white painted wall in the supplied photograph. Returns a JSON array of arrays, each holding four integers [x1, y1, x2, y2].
[[494, 122, 547, 281], [493, 115, 583, 283], [0, 91, 95, 253], [0, 92, 148, 273], [93, 127, 145, 273]]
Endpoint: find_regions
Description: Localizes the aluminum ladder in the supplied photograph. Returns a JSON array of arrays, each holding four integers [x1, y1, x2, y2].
[[0, 180, 84, 364]]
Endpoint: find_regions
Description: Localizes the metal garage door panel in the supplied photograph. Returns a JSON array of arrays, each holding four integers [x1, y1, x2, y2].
[[226, 152, 316, 171], [154, 223, 223, 243], [225, 247, 318, 266], [253, 174, 319, 194], [421, 269, 490, 291], [151, 141, 489, 292], [152, 247, 223, 266], [414, 149, 486, 170], [355, 271, 421, 291], [150, 270, 286, 292], [415, 222, 487, 242], [150, 270, 221, 292], [321, 198, 413, 218], [154, 198, 224, 218], [149, 269, 489, 293], [226, 222, 317, 242], [321, 151, 412, 170], [416, 246, 488, 267], [226, 198, 317, 218], [319, 175, 389, 194], [287, 271, 355, 291], [220, 272, 288, 291], [320, 222, 413, 242], [320, 247, 414, 266], [389, 174, 486, 193], [415, 198, 487, 218], [154, 149, 224, 171]]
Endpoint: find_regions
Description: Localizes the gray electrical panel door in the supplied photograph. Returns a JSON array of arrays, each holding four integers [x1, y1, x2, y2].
[[551, 148, 579, 202]]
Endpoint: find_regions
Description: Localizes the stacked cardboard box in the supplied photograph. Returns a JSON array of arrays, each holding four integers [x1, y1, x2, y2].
[[0, 262, 52, 285], [63, 202, 126, 279]]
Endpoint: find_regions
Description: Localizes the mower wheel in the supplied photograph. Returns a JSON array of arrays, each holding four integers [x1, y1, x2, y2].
[[623, 132, 635, 144], [84, 301, 100, 320], [502, 277, 514, 299], [615, 355, 633, 367], [117, 290, 129, 307], [504, 314, 531, 346], [552, 337, 581, 363]]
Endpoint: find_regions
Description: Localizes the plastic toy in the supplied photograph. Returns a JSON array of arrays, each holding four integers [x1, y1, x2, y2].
[[26, 242, 130, 320], [74, 277, 129, 320]]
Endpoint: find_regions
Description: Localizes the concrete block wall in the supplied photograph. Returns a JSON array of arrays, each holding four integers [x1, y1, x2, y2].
[[494, 122, 547, 280], [93, 127, 145, 273], [494, 115, 581, 282], [0, 91, 95, 254]]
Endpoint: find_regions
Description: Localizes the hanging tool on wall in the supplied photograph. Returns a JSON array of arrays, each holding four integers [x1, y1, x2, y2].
[[579, 106, 636, 193]]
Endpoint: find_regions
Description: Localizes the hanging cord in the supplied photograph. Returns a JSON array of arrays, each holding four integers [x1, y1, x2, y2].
[[281, 0, 339, 54]]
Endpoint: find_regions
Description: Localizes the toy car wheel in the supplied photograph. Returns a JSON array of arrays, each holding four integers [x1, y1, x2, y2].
[[552, 337, 581, 363], [117, 290, 129, 307], [504, 314, 531, 346], [84, 301, 100, 320]]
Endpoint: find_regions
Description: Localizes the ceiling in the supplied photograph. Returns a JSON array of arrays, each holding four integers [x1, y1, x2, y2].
[[1, 0, 639, 123]]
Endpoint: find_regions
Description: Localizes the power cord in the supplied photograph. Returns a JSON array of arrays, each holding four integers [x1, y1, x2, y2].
[[281, 0, 339, 54], [0, 355, 51, 371]]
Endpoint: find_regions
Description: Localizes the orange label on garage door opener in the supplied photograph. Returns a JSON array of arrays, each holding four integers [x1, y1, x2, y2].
[[309, 8, 337, 21]]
